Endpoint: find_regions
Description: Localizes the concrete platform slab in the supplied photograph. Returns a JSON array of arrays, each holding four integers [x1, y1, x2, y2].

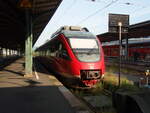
[[0, 58, 75, 113]]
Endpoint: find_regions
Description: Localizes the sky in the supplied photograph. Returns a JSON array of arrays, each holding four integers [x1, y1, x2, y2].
[[34, 0, 150, 48]]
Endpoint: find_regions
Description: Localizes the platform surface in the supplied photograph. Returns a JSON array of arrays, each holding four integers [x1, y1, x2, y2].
[[0, 58, 76, 113]]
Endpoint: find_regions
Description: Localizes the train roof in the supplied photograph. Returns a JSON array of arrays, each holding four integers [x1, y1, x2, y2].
[[51, 26, 96, 39], [60, 30, 96, 39], [36, 26, 97, 51]]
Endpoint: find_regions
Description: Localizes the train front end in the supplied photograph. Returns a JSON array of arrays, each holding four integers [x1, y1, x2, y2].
[[64, 30, 105, 87]]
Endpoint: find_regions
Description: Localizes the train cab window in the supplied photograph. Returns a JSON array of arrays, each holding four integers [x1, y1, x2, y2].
[[49, 39, 70, 60], [58, 43, 70, 60], [69, 38, 100, 62]]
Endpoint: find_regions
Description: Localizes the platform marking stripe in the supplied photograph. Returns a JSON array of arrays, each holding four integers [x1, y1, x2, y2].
[[35, 69, 39, 80], [33, 64, 39, 80]]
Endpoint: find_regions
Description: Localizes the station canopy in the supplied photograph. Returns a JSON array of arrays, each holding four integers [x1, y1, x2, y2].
[[0, 0, 62, 50], [97, 20, 150, 42]]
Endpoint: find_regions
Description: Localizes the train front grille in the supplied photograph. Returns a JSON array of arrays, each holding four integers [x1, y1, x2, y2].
[[80, 70, 101, 80]]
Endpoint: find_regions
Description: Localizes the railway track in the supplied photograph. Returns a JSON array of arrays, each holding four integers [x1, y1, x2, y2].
[[70, 88, 115, 113]]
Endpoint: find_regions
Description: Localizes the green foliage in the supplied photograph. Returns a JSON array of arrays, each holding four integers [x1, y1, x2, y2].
[[93, 72, 139, 93], [103, 73, 138, 92], [120, 79, 138, 91]]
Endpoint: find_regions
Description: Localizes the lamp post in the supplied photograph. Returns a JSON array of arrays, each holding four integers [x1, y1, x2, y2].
[[118, 22, 122, 87]]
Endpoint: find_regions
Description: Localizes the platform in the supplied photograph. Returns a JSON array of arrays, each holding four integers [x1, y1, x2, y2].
[[0, 58, 93, 113]]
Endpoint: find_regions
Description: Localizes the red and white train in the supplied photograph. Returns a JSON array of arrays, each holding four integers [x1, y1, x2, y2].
[[102, 41, 150, 61], [36, 26, 105, 87]]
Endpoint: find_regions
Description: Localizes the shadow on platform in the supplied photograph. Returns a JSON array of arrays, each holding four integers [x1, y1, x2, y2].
[[0, 85, 75, 113], [0, 56, 21, 70], [3, 69, 24, 76]]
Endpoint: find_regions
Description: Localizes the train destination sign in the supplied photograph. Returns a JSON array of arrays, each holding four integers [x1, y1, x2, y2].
[[109, 14, 129, 33]]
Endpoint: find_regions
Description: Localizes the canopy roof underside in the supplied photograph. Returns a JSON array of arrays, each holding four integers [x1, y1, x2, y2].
[[0, 0, 62, 50]]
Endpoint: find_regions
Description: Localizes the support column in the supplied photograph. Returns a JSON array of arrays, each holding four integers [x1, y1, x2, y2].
[[17, 48, 20, 56], [0, 47, 2, 57], [5, 48, 8, 57], [9, 49, 11, 56], [12, 50, 14, 56], [19, 49, 21, 56], [25, 34, 33, 76], [24, 9, 33, 77], [2, 48, 4, 57]]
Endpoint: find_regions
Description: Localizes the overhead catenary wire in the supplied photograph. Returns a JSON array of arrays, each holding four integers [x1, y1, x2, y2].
[[54, 0, 76, 25], [76, 0, 120, 25], [38, 0, 77, 43], [77, 0, 150, 25], [120, 2, 150, 14]]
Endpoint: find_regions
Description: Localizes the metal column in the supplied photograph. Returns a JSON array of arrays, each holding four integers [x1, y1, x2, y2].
[[24, 9, 33, 77], [125, 34, 128, 60], [118, 22, 122, 87]]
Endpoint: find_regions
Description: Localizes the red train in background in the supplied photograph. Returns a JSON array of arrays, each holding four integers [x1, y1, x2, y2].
[[103, 42, 150, 61], [36, 26, 105, 88]]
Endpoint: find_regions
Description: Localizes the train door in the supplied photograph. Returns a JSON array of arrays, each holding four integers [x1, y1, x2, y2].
[[56, 40, 71, 75]]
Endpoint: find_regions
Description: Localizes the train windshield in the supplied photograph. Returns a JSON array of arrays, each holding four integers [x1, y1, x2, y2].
[[69, 38, 100, 62]]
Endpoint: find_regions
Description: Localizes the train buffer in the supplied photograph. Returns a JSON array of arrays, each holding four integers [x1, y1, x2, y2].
[[0, 58, 93, 113]]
